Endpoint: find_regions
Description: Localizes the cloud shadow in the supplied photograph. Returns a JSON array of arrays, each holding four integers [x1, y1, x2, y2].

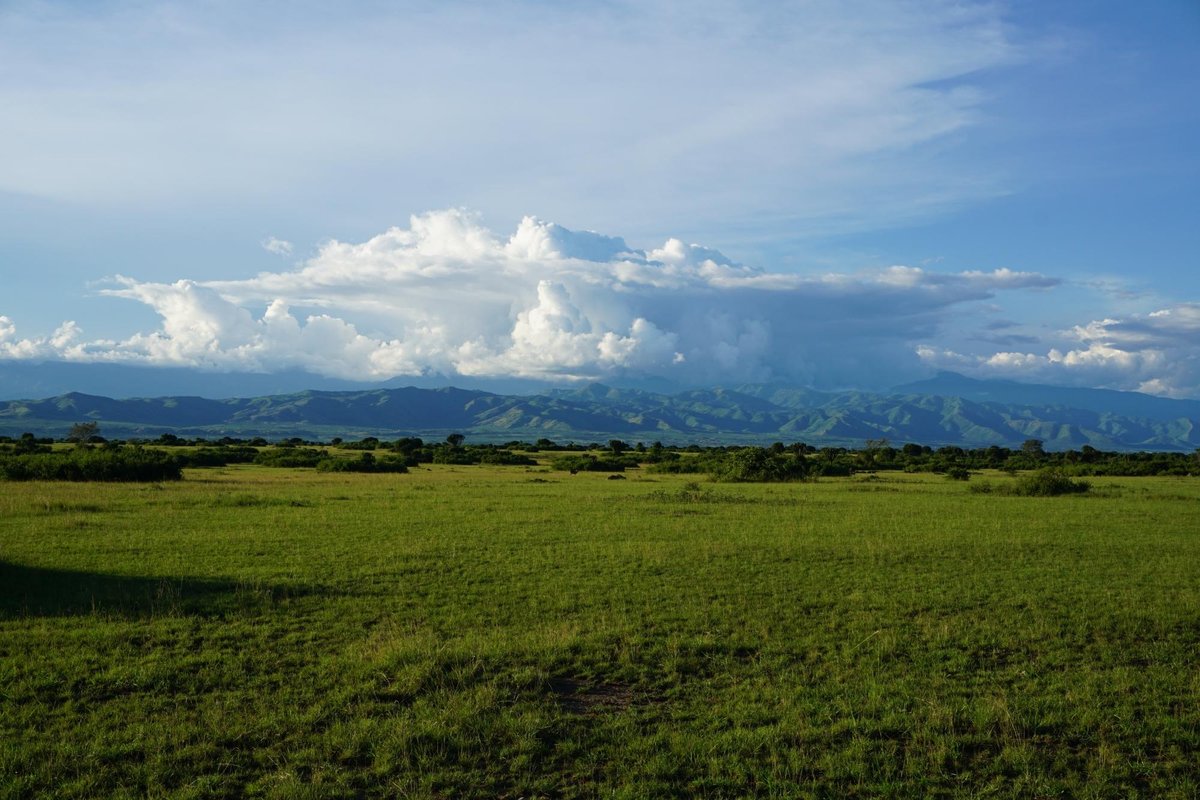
[[0, 560, 334, 619]]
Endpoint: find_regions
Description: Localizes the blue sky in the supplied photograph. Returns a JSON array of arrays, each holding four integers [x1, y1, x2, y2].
[[1, 1, 1197, 395]]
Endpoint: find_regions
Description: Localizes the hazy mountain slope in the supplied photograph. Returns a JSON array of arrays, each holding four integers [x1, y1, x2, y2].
[[894, 371, 1200, 422], [2, 379, 1198, 450]]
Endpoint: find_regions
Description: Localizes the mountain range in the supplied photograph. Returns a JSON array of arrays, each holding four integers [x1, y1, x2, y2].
[[1, 370, 1197, 451]]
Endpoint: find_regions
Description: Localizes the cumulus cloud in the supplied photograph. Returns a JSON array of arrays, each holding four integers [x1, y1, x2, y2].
[[0, 317, 84, 360], [1, 210, 1062, 389], [919, 303, 1200, 397]]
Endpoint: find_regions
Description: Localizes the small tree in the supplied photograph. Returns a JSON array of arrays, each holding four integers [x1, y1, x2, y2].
[[67, 421, 101, 447], [1021, 439, 1046, 458], [446, 433, 465, 448]]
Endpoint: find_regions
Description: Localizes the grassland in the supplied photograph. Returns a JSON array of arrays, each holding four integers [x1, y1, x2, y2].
[[1, 464, 1198, 798]]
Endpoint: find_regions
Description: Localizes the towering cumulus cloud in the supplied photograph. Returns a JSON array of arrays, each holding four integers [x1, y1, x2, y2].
[[1, 210, 1059, 388]]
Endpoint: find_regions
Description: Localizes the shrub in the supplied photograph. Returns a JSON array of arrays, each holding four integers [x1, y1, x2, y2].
[[431, 447, 478, 465], [10, 435, 52, 455], [253, 448, 329, 468], [946, 467, 971, 481], [969, 468, 1089, 497], [316, 453, 408, 473], [709, 448, 809, 483], [1010, 467, 1090, 496], [551, 455, 628, 473], [176, 446, 260, 468], [0, 446, 182, 482], [645, 457, 709, 474], [477, 450, 537, 466], [340, 437, 380, 451], [810, 462, 853, 477]]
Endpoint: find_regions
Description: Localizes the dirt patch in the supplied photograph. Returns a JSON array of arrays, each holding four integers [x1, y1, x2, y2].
[[548, 677, 636, 715]]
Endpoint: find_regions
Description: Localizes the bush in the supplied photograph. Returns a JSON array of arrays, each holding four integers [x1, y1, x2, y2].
[[645, 457, 709, 474], [1010, 467, 1090, 496], [9, 435, 51, 455], [551, 455, 628, 473], [970, 467, 1089, 497], [340, 437, 380, 451], [946, 466, 971, 481], [0, 446, 182, 482], [810, 461, 853, 477], [315, 453, 409, 473], [253, 448, 329, 468], [709, 448, 809, 483], [176, 446, 260, 468], [431, 447, 478, 465], [477, 450, 537, 466]]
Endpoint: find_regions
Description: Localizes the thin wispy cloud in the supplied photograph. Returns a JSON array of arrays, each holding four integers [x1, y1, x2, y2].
[[260, 237, 293, 257], [0, 1, 1018, 240]]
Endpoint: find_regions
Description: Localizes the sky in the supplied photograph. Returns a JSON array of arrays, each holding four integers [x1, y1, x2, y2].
[[1, 0, 1198, 396]]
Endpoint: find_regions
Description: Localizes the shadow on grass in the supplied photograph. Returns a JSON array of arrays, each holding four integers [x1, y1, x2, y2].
[[0, 560, 333, 619]]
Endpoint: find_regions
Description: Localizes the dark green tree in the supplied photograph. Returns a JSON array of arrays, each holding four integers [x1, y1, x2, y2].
[[1022, 439, 1046, 457]]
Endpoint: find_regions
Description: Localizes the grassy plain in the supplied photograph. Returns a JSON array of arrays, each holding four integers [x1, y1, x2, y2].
[[1, 464, 1198, 798]]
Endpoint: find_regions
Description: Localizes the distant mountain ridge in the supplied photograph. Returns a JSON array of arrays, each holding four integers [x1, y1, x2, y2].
[[2, 374, 1198, 451], [894, 371, 1200, 423]]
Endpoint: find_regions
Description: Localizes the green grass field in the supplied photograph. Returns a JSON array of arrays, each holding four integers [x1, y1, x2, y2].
[[2, 465, 1198, 798]]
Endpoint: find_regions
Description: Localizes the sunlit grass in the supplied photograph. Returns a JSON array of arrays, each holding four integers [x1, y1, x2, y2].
[[2, 466, 1198, 797]]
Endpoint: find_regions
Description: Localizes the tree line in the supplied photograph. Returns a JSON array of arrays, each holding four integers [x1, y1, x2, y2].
[[2, 426, 1197, 482]]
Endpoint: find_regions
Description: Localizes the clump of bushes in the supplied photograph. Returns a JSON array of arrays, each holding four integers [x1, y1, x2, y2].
[[645, 457, 708, 474], [431, 447, 478, 465], [175, 446, 260, 468], [0, 434, 52, 455], [551, 455, 630, 473], [315, 453, 408, 473], [0, 446, 182, 482], [1011, 467, 1091, 496], [253, 448, 329, 468], [478, 451, 537, 466], [971, 467, 1090, 496], [709, 448, 809, 483]]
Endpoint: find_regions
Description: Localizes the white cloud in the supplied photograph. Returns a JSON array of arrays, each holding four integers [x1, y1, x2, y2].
[[0, 316, 82, 360], [0, 1, 1021, 239], [261, 236, 293, 257], [918, 303, 1200, 397], [1, 210, 1062, 389]]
